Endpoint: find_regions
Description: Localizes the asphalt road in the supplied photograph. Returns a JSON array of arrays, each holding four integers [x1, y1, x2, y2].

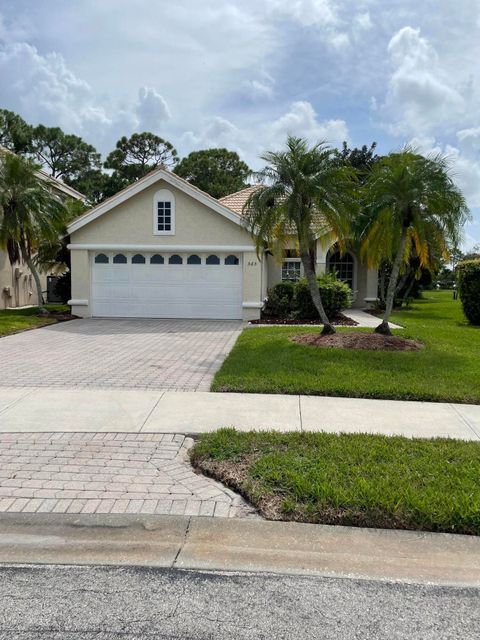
[[0, 565, 478, 639]]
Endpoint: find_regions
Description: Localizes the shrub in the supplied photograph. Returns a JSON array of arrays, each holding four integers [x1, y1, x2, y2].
[[263, 281, 295, 318], [54, 271, 71, 304], [294, 273, 352, 319], [457, 260, 480, 325]]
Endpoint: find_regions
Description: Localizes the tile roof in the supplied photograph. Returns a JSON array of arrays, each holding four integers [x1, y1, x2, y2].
[[219, 185, 263, 216]]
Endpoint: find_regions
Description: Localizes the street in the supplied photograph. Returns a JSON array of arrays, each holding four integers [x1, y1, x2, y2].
[[0, 564, 478, 639]]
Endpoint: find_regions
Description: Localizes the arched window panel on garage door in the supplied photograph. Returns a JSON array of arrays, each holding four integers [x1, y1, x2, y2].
[[169, 254, 183, 264], [94, 253, 109, 264], [132, 253, 146, 264], [187, 254, 201, 264], [206, 254, 220, 265], [113, 253, 127, 264], [225, 254, 239, 265], [150, 254, 164, 264]]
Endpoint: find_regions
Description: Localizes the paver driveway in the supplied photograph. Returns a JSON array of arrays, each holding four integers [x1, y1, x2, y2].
[[0, 318, 242, 391], [0, 432, 253, 517]]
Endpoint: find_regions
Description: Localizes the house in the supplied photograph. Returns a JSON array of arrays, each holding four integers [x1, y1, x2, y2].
[[0, 148, 84, 309], [67, 168, 378, 321]]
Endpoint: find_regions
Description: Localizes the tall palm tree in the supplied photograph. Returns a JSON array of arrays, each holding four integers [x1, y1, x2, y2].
[[0, 152, 67, 311], [360, 148, 469, 335], [244, 136, 357, 335]]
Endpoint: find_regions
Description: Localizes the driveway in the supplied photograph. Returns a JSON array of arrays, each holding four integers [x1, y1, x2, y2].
[[0, 318, 242, 391]]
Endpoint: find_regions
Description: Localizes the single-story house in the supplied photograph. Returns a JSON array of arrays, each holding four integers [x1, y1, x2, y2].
[[67, 168, 378, 321], [0, 146, 84, 309]]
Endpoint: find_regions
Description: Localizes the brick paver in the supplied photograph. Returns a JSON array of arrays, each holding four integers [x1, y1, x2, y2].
[[0, 433, 254, 517], [0, 318, 242, 391]]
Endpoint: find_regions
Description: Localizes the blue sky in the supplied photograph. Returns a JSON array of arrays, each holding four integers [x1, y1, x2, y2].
[[0, 0, 479, 248]]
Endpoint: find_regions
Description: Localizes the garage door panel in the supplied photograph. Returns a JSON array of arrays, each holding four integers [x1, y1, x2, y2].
[[92, 253, 243, 319]]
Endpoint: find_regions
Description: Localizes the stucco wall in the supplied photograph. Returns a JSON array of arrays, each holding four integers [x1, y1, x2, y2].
[[264, 239, 378, 309], [72, 180, 253, 246], [69, 178, 263, 320], [0, 250, 45, 309]]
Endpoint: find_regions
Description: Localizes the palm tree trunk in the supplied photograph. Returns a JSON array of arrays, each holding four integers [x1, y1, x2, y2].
[[25, 255, 47, 313], [300, 251, 335, 335], [375, 227, 408, 335]]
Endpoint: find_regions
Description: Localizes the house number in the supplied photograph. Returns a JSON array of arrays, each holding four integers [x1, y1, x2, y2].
[[247, 261, 257, 266]]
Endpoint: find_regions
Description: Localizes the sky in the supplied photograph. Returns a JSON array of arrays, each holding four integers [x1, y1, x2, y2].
[[0, 0, 479, 249]]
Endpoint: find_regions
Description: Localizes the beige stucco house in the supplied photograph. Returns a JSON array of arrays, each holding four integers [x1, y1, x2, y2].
[[0, 151, 84, 309], [67, 168, 378, 321]]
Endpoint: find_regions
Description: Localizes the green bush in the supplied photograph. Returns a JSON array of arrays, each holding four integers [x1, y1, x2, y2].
[[294, 273, 352, 319], [263, 281, 295, 318], [457, 260, 480, 325]]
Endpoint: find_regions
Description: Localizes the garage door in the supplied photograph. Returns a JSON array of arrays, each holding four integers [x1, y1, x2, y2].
[[92, 251, 243, 319]]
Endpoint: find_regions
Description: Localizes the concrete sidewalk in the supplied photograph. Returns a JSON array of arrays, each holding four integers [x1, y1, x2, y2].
[[0, 387, 479, 440], [0, 513, 479, 586]]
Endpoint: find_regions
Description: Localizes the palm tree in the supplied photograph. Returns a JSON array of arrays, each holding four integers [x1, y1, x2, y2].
[[360, 148, 469, 335], [244, 136, 357, 335], [0, 152, 67, 312]]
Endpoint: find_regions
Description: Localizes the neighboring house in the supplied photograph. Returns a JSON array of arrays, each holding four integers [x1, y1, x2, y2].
[[67, 168, 378, 321], [0, 149, 85, 309]]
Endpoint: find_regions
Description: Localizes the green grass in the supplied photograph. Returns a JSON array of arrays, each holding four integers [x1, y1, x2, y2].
[[191, 429, 480, 534], [212, 290, 480, 403], [0, 305, 69, 337]]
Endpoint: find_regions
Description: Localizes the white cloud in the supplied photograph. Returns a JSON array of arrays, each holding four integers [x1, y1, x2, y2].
[[181, 116, 242, 151], [136, 87, 171, 131], [269, 101, 348, 147], [384, 27, 465, 136], [0, 40, 172, 151], [267, 0, 338, 28]]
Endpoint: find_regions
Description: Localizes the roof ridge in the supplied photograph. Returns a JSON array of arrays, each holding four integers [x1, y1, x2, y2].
[[219, 184, 263, 200]]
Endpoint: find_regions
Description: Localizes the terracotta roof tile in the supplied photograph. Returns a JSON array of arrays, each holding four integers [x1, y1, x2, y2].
[[219, 185, 263, 216]]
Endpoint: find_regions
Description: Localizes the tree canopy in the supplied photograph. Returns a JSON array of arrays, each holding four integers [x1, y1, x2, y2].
[[361, 148, 470, 333], [244, 136, 358, 334], [174, 148, 251, 198], [0, 152, 68, 309], [0, 109, 32, 154], [104, 132, 178, 185], [29, 124, 101, 181]]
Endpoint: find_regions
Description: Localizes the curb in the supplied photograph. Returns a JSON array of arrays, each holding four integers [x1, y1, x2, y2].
[[0, 513, 479, 587]]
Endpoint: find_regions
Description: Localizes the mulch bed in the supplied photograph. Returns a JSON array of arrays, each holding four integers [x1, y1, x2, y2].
[[37, 311, 78, 323], [250, 312, 358, 326], [291, 332, 424, 352]]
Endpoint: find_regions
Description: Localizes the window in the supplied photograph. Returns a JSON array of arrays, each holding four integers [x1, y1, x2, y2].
[[328, 251, 354, 289], [132, 253, 146, 264], [187, 254, 201, 265], [169, 254, 183, 264], [206, 254, 220, 265], [95, 253, 109, 264], [153, 188, 175, 235], [281, 259, 301, 282], [113, 253, 127, 264], [225, 254, 239, 265], [150, 254, 164, 264]]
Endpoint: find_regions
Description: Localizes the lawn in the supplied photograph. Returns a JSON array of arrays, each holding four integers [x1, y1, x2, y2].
[[191, 429, 480, 535], [212, 290, 480, 403], [0, 305, 70, 337]]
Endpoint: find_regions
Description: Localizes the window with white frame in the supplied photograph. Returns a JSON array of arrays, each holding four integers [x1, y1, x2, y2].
[[281, 258, 302, 282], [327, 250, 355, 290], [153, 189, 175, 235]]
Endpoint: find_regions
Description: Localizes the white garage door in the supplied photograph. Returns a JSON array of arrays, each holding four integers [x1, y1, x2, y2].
[[92, 251, 243, 319]]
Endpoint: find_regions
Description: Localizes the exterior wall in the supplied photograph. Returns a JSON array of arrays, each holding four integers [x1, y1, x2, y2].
[[264, 238, 379, 309], [0, 250, 46, 309], [72, 180, 252, 246], [69, 179, 262, 320]]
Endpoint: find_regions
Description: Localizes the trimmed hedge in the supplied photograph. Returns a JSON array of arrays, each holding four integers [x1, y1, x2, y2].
[[457, 259, 480, 325], [264, 273, 352, 319]]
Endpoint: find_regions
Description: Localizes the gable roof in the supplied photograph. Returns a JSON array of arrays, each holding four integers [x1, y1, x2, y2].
[[67, 167, 244, 234], [0, 145, 85, 201]]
